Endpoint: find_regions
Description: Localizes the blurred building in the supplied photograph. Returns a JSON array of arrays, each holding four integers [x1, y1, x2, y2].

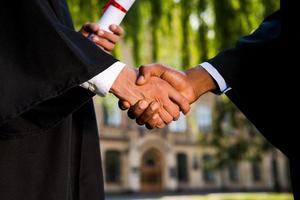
[[93, 94, 291, 194]]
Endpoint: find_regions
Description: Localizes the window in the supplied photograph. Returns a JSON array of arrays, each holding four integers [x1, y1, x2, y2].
[[251, 159, 262, 182], [202, 154, 215, 183], [105, 150, 121, 183], [169, 114, 187, 132], [103, 97, 122, 127], [177, 153, 189, 182], [228, 163, 239, 183], [196, 105, 212, 133]]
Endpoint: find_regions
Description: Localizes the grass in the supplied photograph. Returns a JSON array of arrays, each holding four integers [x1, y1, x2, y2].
[[160, 193, 294, 200]]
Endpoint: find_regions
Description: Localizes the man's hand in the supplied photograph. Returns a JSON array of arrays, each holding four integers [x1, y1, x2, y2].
[[80, 23, 124, 52], [119, 64, 217, 128], [137, 64, 217, 102], [110, 66, 191, 129], [137, 64, 200, 103]]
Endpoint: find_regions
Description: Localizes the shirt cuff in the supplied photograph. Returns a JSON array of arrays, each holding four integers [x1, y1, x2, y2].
[[81, 61, 126, 96], [200, 62, 231, 93]]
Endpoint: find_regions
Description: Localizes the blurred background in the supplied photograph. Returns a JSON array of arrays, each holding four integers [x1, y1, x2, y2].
[[67, 0, 293, 199]]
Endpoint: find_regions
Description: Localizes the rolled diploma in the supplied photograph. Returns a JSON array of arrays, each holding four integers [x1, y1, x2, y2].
[[97, 0, 136, 32]]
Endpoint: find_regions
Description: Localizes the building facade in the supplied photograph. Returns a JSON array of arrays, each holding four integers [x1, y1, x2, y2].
[[93, 94, 291, 194]]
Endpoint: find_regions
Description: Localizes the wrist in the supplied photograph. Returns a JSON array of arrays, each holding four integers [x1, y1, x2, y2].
[[110, 66, 128, 94], [185, 66, 217, 99]]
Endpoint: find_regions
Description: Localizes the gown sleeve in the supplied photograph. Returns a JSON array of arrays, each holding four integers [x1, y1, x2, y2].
[[0, 0, 118, 126]]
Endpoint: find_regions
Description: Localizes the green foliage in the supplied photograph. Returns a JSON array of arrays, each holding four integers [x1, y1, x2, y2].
[[67, 0, 279, 66]]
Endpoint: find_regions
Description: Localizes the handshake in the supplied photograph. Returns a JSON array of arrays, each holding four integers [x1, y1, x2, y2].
[[111, 64, 216, 129], [81, 23, 217, 129]]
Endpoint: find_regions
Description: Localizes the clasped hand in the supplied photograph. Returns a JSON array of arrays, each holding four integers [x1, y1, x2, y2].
[[110, 66, 192, 129], [115, 64, 217, 129], [114, 64, 216, 129]]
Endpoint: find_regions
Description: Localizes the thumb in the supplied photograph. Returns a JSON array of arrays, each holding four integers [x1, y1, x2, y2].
[[136, 66, 151, 85], [136, 64, 165, 85]]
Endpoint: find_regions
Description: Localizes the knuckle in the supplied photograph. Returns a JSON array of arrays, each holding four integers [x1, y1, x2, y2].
[[109, 44, 114, 50], [165, 117, 173, 124], [146, 124, 154, 130], [174, 113, 180, 121], [118, 104, 126, 110], [152, 114, 159, 121], [127, 110, 136, 119], [137, 120, 145, 126], [133, 108, 142, 116], [156, 123, 166, 129], [185, 105, 191, 113], [150, 104, 158, 112]]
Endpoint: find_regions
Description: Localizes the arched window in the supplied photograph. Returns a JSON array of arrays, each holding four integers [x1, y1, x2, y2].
[[105, 150, 121, 184]]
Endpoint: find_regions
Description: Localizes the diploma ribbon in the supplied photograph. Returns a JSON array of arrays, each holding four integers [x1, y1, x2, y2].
[[102, 0, 128, 13]]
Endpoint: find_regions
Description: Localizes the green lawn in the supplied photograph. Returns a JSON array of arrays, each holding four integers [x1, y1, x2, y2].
[[160, 193, 293, 200]]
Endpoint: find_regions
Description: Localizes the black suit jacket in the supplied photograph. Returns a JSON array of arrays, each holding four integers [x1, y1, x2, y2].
[[0, 0, 116, 199], [208, 1, 299, 198]]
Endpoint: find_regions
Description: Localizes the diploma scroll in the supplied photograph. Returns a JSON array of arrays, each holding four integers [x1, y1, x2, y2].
[[88, 0, 135, 40]]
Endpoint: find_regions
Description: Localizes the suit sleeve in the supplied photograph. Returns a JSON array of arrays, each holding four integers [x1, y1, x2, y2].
[[206, 11, 297, 157], [207, 11, 281, 93], [0, 0, 117, 125]]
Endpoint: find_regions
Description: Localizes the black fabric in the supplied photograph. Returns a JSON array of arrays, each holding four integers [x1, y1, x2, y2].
[[0, 0, 115, 199], [208, 0, 299, 198], [0, 0, 117, 125]]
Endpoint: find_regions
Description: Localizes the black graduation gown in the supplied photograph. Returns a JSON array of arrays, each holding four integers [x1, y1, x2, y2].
[[208, 1, 299, 199], [0, 0, 117, 199]]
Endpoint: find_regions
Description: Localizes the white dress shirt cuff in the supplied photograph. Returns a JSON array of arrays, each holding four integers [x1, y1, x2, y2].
[[81, 61, 126, 96], [200, 62, 231, 93]]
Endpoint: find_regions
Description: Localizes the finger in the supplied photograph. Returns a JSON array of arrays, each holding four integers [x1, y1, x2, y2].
[[168, 87, 191, 115], [158, 108, 174, 125], [162, 98, 181, 121], [109, 24, 125, 37], [136, 64, 164, 85], [145, 124, 154, 130], [92, 37, 115, 52], [83, 23, 100, 33], [136, 101, 160, 125], [145, 114, 160, 130], [155, 118, 166, 129], [128, 100, 149, 120], [131, 100, 149, 119], [118, 100, 130, 110], [81, 31, 89, 38], [97, 29, 119, 43]]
